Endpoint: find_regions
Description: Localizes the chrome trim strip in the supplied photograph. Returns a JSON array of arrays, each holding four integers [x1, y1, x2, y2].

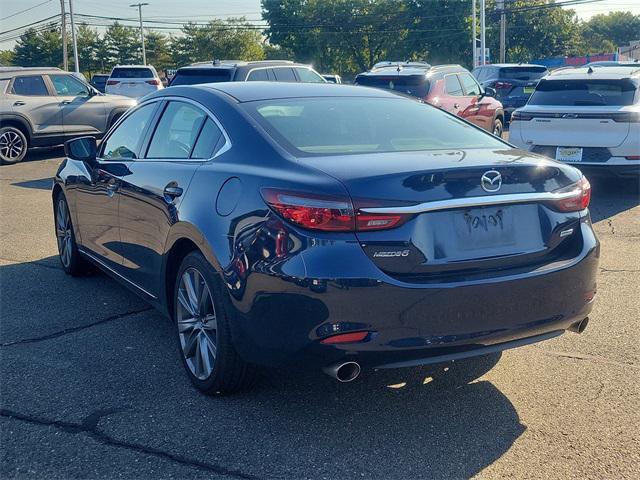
[[79, 249, 158, 299], [360, 189, 581, 215]]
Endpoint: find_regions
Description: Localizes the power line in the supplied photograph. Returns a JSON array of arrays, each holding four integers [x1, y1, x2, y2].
[[0, 0, 53, 22]]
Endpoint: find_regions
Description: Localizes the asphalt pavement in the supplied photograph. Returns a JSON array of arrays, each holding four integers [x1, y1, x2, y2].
[[1, 148, 639, 479]]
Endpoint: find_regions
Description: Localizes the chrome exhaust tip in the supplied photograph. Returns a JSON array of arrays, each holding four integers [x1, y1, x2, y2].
[[323, 361, 361, 383], [568, 317, 589, 334]]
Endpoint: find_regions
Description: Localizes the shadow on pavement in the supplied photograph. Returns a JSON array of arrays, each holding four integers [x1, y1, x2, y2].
[[11, 177, 54, 190], [587, 175, 640, 223]]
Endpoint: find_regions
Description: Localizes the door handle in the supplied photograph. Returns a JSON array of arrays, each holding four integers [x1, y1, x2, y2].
[[453, 103, 460, 109], [61, 100, 72, 105], [164, 185, 183, 200], [13, 101, 25, 106]]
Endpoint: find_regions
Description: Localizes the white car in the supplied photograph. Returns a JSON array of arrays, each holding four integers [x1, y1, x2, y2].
[[509, 66, 640, 177], [105, 65, 163, 99]]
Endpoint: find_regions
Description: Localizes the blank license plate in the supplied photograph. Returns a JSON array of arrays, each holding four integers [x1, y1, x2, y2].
[[454, 207, 516, 250], [556, 147, 583, 162], [523, 87, 535, 94]]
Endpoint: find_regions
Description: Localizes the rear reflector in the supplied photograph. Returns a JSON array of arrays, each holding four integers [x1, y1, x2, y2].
[[494, 81, 513, 89], [320, 331, 369, 344], [625, 155, 640, 160], [261, 188, 411, 232], [146, 79, 160, 85], [106, 80, 119, 85], [548, 176, 591, 212]]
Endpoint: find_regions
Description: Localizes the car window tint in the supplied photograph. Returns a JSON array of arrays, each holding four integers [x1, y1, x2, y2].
[[444, 75, 463, 96], [246, 69, 269, 81], [110, 67, 155, 78], [272, 68, 296, 82], [529, 79, 637, 106], [170, 69, 232, 86], [11, 75, 48, 96], [191, 119, 223, 159], [459, 73, 481, 96], [294, 68, 325, 83], [472, 68, 484, 81], [147, 102, 207, 159], [102, 103, 156, 160], [50, 74, 89, 96]]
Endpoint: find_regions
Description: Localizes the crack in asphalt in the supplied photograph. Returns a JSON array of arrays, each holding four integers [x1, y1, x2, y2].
[[0, 408, 259, 479], [538, 349, 639, 370], [599, 267, 640, 273], [0, 307, 152, 347]]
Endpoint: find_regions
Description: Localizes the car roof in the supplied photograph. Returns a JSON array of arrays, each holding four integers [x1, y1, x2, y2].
[[193, 81, 400, 102], [177, 60, 300, 71], [357, 63, 465, 78], [482, 63, 547, 69], [0, 67, 62, 75], [547, 66, 640, 79]]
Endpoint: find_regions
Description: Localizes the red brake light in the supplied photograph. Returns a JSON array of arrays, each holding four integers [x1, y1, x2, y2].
[[320, 331, 369, 344], [146, 79, 160, 85], [550, 177, 591, 212], [494, 81, 513, 89], [261, 189, 412, 232], [106, 80, 119, 85]]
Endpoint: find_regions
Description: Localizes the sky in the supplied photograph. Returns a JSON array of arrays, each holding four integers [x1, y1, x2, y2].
[[1, 0, 640, 49]]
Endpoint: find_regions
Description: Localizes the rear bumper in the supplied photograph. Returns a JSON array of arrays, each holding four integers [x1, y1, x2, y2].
[[226, 218, 599, 370]]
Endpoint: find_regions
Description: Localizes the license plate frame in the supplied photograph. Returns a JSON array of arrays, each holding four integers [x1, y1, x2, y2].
[[523, 86, 535, 94], [556, 146, 583, 163]]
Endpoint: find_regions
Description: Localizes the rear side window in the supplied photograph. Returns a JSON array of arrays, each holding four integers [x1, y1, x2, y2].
[[272, 68, 297, 82], [246, 69, 269, 81], [147, 102, 207, 159], [294, 68, 325, 83], [102, 103, 156, 160], [458, 73, 481, 96], [444, 75, 464, 96], [355, 75, 430, 98], [499, 67, 547, 81], [529, 79, 638, 106], [170, 69, 232, 85], [192, 119, 223, 159], [110, 67, 155, 78], [11, 75, 48, 96]]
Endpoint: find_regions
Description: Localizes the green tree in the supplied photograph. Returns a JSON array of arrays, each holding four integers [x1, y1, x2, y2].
[[582, 11, 640, 53], [104, 22, 139, 65], [0, 50, 15, 66], [74, 23, 100, 75], [145, 31, 172, 72], [13, 27, 62, 67]]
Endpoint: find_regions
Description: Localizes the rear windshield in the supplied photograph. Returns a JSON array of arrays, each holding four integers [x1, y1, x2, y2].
[[110, 67, 155, 79], [529, 79, 638, 106], [170, 69, 232, 86], [499, 67, 547, 80], [244, 97, 504, 157], [355, 75, 430, 99]]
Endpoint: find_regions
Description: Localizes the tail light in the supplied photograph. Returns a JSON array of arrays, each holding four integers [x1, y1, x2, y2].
[[511, 110, 533, 121], [320, 331, 369, 344], [549, 176, 591, 212], [494, 81, 513, 90], [146, 79, 160, 85], [261, 189, 411, 232], [106, 80, 119, 85]]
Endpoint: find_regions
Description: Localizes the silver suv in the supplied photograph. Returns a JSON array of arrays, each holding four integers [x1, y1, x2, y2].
[[0, 67, 137, 164]]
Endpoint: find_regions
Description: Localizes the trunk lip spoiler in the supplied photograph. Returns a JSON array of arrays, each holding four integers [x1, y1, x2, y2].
[[359, 189, 581, 214]]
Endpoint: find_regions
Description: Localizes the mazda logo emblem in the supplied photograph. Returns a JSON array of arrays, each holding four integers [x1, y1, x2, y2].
[[481, 170, 502, 193]]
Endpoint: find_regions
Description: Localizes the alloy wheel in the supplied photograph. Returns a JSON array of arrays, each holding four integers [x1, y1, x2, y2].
[[56, 199, 73, 268], [177, 267, 218, 380], [493, 122, 503, 137], [0, 130, 25, 161]]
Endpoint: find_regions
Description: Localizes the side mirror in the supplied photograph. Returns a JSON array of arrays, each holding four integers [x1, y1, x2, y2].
[[65, 136, 97, 165], [483, 86, 497, 98]]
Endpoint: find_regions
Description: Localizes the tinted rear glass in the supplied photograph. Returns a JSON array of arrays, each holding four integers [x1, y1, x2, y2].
[[355, 75, 430, 98], [170, 69, 232, 86], [529, 79, 638, 106], [110, 67, 155, 78], [499, 67, 547, 80], [244, 97, 504, 157]]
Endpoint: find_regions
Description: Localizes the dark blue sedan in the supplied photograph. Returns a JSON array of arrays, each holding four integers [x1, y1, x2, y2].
[[53, 82, 599, 393]]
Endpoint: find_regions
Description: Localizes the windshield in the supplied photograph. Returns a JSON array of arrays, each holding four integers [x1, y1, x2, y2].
[[244, 97, 504, 156], [529, 79, 638, 106], [355, 75, 430, 99], [170, 69, 232, 86], [110, 68, 155, 78], [499, 67, 547, 81]]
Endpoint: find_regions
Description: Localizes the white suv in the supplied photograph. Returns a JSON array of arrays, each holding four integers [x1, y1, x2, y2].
[[105, 65, 163, 99], [509, 66, 639, 177]]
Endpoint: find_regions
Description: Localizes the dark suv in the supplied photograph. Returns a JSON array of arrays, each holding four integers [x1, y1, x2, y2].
[[169, 60, 326, 86], [472, 63, 548, 121]]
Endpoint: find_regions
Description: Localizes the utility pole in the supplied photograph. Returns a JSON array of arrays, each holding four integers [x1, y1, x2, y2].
[[498, 0, 506, 63], [68, 0, 79, 73], [59, 0, 68, 70], [472, 0, 477, 68], [480, 0, 486, 65], [130, 3, 149, 65]]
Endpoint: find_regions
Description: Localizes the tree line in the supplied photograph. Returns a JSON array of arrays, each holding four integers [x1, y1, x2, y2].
[[0, 0, 638, 79]]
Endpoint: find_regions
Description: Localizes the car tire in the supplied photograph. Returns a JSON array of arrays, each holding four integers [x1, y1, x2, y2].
[[174, 251, 258, 395], [0, 126, 28, 164], [493, 118, 504, 138], [54, 192, 90, 276]]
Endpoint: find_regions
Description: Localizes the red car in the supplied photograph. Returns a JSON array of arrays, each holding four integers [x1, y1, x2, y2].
[[355, 62, 505, 136]]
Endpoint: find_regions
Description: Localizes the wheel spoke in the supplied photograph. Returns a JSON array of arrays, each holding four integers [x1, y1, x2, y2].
[[183, 329, 199, 359], [202, 313, 217, 331], [178, 317, 198, 333], [182, 271, 199, 313], [198, 333, 212, 377], [177, 289, 195, 316]]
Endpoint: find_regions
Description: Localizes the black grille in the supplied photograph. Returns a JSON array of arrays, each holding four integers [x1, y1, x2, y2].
[[531, 146, 612, 163]]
